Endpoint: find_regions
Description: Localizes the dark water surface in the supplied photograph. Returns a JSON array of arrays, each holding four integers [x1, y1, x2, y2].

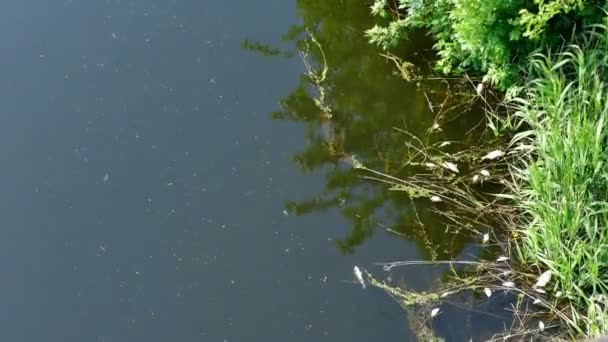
[[0, 1, 509, 341]]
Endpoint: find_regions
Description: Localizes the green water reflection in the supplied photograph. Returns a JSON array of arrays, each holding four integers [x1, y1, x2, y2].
[[249, 0, 488, 260]]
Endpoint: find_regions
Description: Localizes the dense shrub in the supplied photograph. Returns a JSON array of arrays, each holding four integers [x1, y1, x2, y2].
[[366, 0, 607, 88]]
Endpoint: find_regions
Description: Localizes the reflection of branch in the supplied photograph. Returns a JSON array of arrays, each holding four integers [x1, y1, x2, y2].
[[299, 28, 331, 116]]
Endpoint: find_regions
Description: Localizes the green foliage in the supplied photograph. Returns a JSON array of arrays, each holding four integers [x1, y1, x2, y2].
[[366, 0, 606, 88], [510, 26, 608, 337], [518, 0, 585, 39]]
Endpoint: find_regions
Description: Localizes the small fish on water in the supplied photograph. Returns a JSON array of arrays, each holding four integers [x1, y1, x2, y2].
[[103, 173, 109, 182], [353, 265, 366, 289]]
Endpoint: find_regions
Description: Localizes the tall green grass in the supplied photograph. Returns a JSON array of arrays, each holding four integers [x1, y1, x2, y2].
[[511, 25, 608, 337]]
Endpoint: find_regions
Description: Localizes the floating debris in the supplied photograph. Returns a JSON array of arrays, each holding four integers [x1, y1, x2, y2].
[[424, 162, 437, 170], [430, 196, 442, 203], [441, 161, 459, 174], [535, 270, 552, 288], [482, 233, 490, 244], [496, 256, 509, 262], [472, 174, 480, 184], [482, 150, 505, 161], [103, 173, 109, 182], [484, 288, 492, 298], [480, 169, 490, 177], [353, 266, 366, 289], [539, 321, 545, 332], [555, 291, 562, 298], [535, 288, 546, 294], [439, 141, 451, 148], [475, 82, 484, 95], [430, 308, 440, 318], [533, 298, 542, 305]]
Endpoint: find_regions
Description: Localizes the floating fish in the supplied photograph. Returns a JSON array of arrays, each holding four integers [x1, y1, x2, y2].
[[480, 169, 490, 177], [482, 150, 505, 161], [483, 288, 492, 298], [424, 162, 437, 170], [430, 196, 442, 203], [535, 270, 552, 288], [103, 173, 109, 182], [502, 281, 515, 288], [482, 233, 490, 244], [441, 161, 459, 173], [353, 266, 365, 289], [496, 256, 509, 262], [431, 308, 440, 318], [538, 321, 545, 332]]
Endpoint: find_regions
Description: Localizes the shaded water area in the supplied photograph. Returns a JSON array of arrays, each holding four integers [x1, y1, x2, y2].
[[1, 0, 512, 341]]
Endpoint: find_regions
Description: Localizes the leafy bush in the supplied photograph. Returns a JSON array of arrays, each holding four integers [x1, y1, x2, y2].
[[366, 0, 606, 88]]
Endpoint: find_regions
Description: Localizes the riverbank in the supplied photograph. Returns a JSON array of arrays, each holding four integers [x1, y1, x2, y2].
[[366, 0, 608, 338], [509, 32, 608, 337]]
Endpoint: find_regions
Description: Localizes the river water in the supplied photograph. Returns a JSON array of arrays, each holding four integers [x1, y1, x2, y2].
[[0, 1, 509, 341]]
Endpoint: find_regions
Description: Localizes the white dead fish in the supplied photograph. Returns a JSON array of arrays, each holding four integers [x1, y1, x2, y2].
[[431, 123, 441, 131], [539, 321, 545, 332], [440, 291, 454, 298], [482, 150, 505, 161], [103, 173, 109, 182], [496, 256, 509, 262], [439, 141, 451, 148], [430, 196, 442, 203], [514, 143, 533, 151], [425, 162, 437, 170], [535, 288, 546, 294], [555, 291, 562, 298], [483, 288, 492, 298], [535, 270, 552, 288], [472, 174, 480, 184], [482, 233, 490, 244], [441, 161, 459, 173], [502, 281, 515, 288], [533, 298, 542, 305], [475, 82, 484, 95], [353, 266, 366, 289], [430, 308, 440, 318], [480, 169, 490, 177]]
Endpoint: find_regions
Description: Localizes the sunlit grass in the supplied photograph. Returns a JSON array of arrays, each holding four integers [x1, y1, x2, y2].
[[509, 25, 608, 337]]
